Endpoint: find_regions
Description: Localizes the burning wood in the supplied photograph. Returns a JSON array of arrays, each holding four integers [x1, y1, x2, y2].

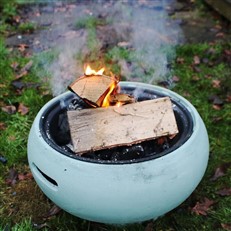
[[68, 75, 118, 107], [67, 65, 178, 155], [109, 93, 136, 105]]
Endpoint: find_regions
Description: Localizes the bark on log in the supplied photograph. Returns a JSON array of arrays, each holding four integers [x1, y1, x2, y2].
[[67, 97, 178, 154]]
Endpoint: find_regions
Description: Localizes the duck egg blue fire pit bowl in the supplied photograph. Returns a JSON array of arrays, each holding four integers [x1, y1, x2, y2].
[[27, 82, 209, 224]]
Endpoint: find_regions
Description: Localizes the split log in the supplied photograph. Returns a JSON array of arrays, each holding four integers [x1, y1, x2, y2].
[[67, 97, 178, 154], [68, 75, 118, 107], [109, 93, 136, 105]]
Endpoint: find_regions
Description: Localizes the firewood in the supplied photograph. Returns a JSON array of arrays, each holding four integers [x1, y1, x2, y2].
[[68, 75, 118, 107], [67, 97, 178, 154], [109, 93, 136, 105]]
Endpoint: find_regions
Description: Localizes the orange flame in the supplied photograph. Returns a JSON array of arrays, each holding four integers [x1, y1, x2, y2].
[[101, 82, 117, 108], [84, 64, 105, 76]]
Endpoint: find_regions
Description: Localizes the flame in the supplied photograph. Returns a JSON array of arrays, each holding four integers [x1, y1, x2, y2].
[[101, 82, 117, 108], [84, 64, 105, 76], [116, 102, 122, 107], [83, 64, 122, 108]]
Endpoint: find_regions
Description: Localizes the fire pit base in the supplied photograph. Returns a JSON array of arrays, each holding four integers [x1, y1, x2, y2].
[[28, 82, 209, 224]]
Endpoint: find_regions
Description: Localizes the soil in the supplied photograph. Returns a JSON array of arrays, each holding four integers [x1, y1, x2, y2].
[[5, 0, 231, 53]]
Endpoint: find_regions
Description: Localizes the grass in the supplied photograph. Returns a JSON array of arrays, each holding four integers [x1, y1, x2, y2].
[[0, 1, 231, 230]]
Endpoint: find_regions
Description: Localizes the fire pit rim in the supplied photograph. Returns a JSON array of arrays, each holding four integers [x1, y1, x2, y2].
[[38, 82, 194, 165]]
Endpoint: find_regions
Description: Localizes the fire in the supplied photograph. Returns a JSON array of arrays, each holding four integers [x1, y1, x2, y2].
[[101, 82, 117, 108], [83, 64, 121, 108], [84, 64, 105, 76]]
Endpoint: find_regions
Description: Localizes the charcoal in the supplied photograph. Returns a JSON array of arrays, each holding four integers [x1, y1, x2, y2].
[[118, 145, 145, 160], [53, 112, 71, 145]]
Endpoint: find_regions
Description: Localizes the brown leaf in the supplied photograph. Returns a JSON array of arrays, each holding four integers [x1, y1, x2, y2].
[[221, 223, 231, 231], [192, 75, 200, 81], [43, 204, 62, 218], [18, 172, 33, 181], [18, 103, 29, 115], [6, 168, 18, 186], [225, 94, 231, 103], [16, 70, 28, 79], [192, 66, 201, 73], [212, 104, 223, 110], [11, 61, 19, 70], [0, 122, 6, 130], [172, 75, 180, 82], [216, 32, 224, 38], [212, 79, 221, 88], [193, 55, 200, 65], [1, 105, 17, 114], [145, 221, 154, 231], [191, 197, 215, 216], [210, 162, 231, 181], [176, 57, 184, 64], [216, 188, 231, 196], [17, 44, 29, 52]]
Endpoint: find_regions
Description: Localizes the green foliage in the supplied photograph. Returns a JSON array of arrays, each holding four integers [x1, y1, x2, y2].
[[18, 22, 36, 33], [75, 16, 105, 30], [1, 2, 17, 18]]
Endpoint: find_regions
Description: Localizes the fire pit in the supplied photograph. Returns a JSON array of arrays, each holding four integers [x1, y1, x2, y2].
[[27, 82, 209, 224]]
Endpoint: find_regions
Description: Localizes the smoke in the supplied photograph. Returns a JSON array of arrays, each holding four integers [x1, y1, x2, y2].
[[109, 1, 183, 84], [35, 0, 183, 96]]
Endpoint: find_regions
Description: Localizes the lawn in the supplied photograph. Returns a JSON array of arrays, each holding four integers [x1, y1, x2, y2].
[[0, 1, 230, 230]]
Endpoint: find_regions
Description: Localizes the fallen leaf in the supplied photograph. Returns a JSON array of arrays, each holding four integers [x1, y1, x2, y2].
[[210, 162, 231, 181], [216, 32, 224, 38], [225, 94, 231, 103], [192, 75, 200, 81], [13, 15, 21, 23], [212, 104, 223, 110], [216, 188, 231, 196], [212, 79, 221, 88], [8, 135, 16, 141], [17, 43, 29, 52], [11, 80, 41, 90], [18, 172, 33, 181], [16, 70, 28, 79], [145, 221, 154, 231], [172, 75, 180, 82], [221, 223, 231, 231], [193, 55, 200, 65], [1, 105, 17, 114], [192, 66, 201, 73], [33, 222, 50, 230], [117, 41, 132, 48], [43, 204, 62, 218], [202, 58, 209, 64], [18, 103, 29, 115], [191, 197, 215, 216], [10, 61, 19, 70], [176, 57, 184, 64], [208, 95, 224, 106], [6, 168, 18, 186], [0, 122, 6, 130], [211, 116, 223, 123]]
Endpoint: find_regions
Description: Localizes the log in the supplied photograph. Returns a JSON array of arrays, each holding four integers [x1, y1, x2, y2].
[[109, 93, 136, 105], [68, 75, 118, 107], [67, 97, 178, 154]]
